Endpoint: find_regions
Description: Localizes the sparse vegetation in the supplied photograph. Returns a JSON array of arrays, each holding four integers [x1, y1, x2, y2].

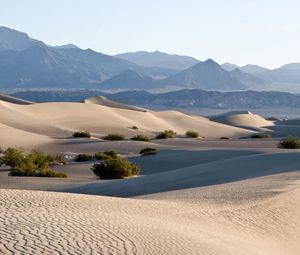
[[131, 135, 151, 142], [0, 147, 67, 178], [278, 136, 300, 149], [75, 153, 93, 162], [139, 147, 158, 156], [129, 126, 138, 130], [220, 137, 230, 139], [94, 150, 118, 160], [103, 133, 125, 141], [185, 130, 199, 138], [156, 130, 176, 139], [72, 131, 91, 138], [251, 133, 272, 139], [91, 157, 140, 179]]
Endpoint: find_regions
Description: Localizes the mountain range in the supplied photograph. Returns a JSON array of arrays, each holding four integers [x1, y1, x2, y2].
[[11, 89, 300, 110], [0, 26, 300, 92]]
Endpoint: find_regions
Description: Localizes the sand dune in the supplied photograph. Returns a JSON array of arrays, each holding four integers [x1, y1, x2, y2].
[[210, 110, 274, 129], [0, 100, 254, 149], [1, 174, 299, 255]]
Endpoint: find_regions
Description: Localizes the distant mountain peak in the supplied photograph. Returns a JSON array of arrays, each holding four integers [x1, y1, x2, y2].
[[53, 44, 78, 49], [115, 50, 200, 70]]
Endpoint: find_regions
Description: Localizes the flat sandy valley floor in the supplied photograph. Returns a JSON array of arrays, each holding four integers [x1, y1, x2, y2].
[[0, 97, 300, 254]]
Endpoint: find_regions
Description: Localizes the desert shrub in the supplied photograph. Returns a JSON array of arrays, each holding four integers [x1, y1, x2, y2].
[[220, 137, 230, 139], [185, 130, 199, 138], [1, 147, 67, 178], [72, 131, 91, 138], [47, 154, 67, 165], [131, 135, 151, 142], [0, 147, 25, 168], [129, 126, 138, 130], [139, 147, 158, 156], [103, 133, 125, 141], [91, 158, 140, 179], [156, 130, 176, 139], [251, 133, 272, 139], [35, 169, 67, 178], [94, 150, 118, 160], [278, 136, 300, 149], [75, 153, 93, 162]]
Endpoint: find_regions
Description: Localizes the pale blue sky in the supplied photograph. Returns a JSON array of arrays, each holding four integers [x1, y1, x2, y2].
[[1, 0, 300, 68]]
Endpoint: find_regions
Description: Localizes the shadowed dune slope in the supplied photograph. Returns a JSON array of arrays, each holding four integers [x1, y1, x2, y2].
[[66, 151, 300, 197], [0, 93, 33, 104]]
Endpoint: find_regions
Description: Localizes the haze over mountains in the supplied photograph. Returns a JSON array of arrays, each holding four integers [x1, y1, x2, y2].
[[1, 26, 300, 92]]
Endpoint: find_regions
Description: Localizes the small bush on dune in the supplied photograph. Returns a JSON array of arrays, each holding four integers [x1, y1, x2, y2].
[[94, 150, 118, 160], [47, 154, 67, 165], [220, 137, 230, 139], [129, 126, 138, 130], [72, 131, 91, 138], [0, 147, 25, 168], [139, 147, 158, 156], [156, 130, 176, 139], [278, 136, 300, 149], [185, 130, 199, 138], [251, 133, 272, 139], [0, 147, 67, 178], [91, 158, 140, 179], [35, 169, 67, 178], [103, 133, 125, 141], [75, 153, 93, 162], [131, 135, 151, 142]]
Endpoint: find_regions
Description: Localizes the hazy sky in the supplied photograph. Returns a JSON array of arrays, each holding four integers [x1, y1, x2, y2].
[[1, 0, 300, 68]]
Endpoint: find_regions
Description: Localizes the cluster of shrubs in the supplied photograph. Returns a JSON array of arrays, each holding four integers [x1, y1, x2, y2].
[[90, 151, 140, 179], [72, 131, 91, 138], [131, 135, 151, 142], [91, 158, 140, 179], [278, 136, 300, 149], [75, 150, 118, 162], [156, 130, 176, 139], [103, 133, 125, 141], [185, 130, 199, 138], [0, 148, 67, 178], [139, 147, 158, 156], [251, 133, 272, 139]]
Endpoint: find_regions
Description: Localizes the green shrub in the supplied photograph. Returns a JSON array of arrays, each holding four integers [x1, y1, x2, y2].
[[94, 150, 118, 160], [36, 169, 67, 178], [278, 136, 300, 149], [75, 153, 93, 162], [139, 147, 158, 156], [1, 147, 67, 178], [91, 158, 140, 179], [185, 130, 199, 138], [47, 154, 67, 165], [103, 133, 125, 141], [131, 135, 151, 142], [251, 133, 272, 139], [72, 131, 91, 138], [156, 130, 176, 139], [0, 147, 25, 168]]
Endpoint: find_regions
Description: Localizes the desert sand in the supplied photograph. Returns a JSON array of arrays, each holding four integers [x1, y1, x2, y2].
[[0, 95, 300, 254]]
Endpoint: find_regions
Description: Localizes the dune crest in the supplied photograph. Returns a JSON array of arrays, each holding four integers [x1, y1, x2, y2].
[[84, 95, 147, 112]]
